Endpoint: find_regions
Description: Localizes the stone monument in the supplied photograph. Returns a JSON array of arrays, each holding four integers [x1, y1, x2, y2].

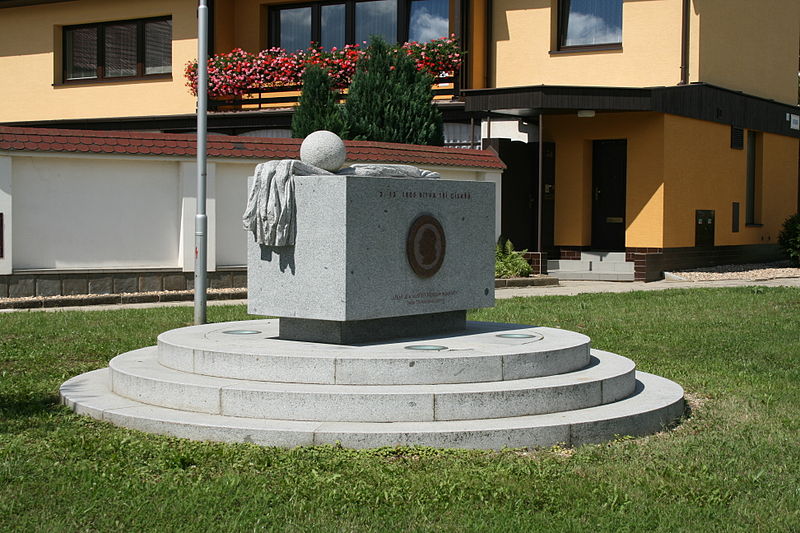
[[60, 132, 684, 449]]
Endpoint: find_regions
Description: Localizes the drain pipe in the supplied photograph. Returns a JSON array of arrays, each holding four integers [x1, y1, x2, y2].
[[537, 113, 543, 252], [679, 0, 690, 85]]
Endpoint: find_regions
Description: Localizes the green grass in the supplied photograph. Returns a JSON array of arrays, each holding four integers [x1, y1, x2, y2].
[[1, 287, 799, 532]]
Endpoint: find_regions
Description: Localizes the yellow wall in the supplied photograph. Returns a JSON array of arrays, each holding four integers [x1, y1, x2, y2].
[[491, 0, 684, 89], [0, 0, 197, 122], [544, 112, 666, 248], [692, 0, 800, 105], [663, 115, 799, 248]]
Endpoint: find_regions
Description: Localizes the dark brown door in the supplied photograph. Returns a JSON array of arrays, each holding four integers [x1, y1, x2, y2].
[[591, 139, 627, 251]]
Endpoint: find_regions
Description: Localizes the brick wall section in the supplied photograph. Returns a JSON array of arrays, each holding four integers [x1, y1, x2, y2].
[[558, 246, 589, 260], [522, 252, 548, 275], [625, 244, 781, 281]]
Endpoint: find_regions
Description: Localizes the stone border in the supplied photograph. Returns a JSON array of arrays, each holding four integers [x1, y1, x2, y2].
[[495, 276, 559, 288], [0, 269, 247, 299]]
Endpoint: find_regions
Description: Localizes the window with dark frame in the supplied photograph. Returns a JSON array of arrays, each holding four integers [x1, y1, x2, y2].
[[269, 0, 449, 51], [63, 17, 172, 82], [558, 0, 622, 50]]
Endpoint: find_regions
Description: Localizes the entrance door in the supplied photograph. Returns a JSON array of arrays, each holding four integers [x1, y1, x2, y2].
[[591, 139, 627, 250]]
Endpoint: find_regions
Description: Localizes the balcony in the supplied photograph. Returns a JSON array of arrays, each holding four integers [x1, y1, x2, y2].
[[188, 39, 464, 113], [208, 74, 460, 112]]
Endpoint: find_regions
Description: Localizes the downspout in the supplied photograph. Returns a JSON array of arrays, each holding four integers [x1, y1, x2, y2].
[[537, 113, 543, 252], [679, 0, 690, 85], [485, 0, 492, 89]]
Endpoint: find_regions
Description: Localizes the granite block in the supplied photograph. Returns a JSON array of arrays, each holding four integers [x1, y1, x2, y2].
[[279, 311, 466, 344], [210, 273, 232, 289], [163, 274, 187, 291], [248, 175, 495, 322], [36, 276, 62, 297], [9, 276, 34, 298], [88, 275, 113, 295], [113, 275, 138, 294], [139, 274, 163, 292], [231, 272, 247, 288], [62, 275, 88, 296]]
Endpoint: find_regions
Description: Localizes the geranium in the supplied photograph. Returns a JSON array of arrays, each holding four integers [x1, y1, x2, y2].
[[185, 38, 462, 97]]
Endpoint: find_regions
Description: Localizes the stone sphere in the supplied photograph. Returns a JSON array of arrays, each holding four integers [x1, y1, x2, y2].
[[300, 130, 347, 171]]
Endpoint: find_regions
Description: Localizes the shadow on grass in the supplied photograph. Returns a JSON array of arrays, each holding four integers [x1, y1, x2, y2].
[[0, 392, 60, 420]]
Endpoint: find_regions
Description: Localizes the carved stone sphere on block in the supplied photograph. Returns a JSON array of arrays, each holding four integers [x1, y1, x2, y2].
[[300, 130, 347, 171]]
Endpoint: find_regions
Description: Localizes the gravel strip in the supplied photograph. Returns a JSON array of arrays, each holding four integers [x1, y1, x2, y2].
[[0, 288, 246, 310], [666, 261, 800, 282]]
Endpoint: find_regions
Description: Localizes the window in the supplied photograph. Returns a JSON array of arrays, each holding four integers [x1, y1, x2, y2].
[[63, 17, 172, 82], [269, 0, 449, 51], [558, 0, 622, 50], [745, 130, 763, 225]]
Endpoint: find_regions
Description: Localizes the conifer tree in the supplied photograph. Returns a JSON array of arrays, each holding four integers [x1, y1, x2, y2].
[[291, 65, 347, 138], [343, 37, 444, 146]]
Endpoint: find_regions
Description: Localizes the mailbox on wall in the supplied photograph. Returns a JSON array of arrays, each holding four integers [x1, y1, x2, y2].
[[695, 210, 715, 247]]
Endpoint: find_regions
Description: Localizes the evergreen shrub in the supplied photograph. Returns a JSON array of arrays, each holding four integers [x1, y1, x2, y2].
[[778, 213, 800, 266], [291, 65, 347, 138], [343, 37, 444, 146]]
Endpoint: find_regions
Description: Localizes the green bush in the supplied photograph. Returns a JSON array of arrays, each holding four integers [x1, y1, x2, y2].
[[495, 238, 532, 279], [342, 37, 444, 146], [291, 65, 347, 138], [778, 213, 800, 266]]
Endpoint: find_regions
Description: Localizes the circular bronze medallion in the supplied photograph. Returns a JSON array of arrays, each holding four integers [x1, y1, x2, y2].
[[406, 215, 446, 278]]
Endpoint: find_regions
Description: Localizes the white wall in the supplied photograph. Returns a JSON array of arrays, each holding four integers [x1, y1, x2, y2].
[[0, 156, 12, 275], [2, 152, 502, 272], [11, 155, 180, 270], [215, 161, 253, 267]]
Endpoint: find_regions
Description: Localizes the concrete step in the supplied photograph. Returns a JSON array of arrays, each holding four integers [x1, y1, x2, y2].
[[61, 368, 684, 450], [157, 320, 591, 385], [109, 347, 636, 422], [581, 251, 627, 262], [546, 260, 591, 272], [589, 261, 635, 274], [548, 271, 635, 281]]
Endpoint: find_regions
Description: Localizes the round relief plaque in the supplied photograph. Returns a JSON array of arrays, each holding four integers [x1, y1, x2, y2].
[[406, 215, 446, 278]]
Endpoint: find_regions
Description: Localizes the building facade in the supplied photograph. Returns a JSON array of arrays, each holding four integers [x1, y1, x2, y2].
[[1, 0, 798, 280]]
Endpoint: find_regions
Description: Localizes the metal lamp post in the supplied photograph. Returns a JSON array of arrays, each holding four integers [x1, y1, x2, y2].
[[194, 0, 209, 325]]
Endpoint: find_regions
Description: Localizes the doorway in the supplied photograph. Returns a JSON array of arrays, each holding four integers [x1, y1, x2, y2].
[[591, 139, 627, 251], [491, 139, 555, 252]]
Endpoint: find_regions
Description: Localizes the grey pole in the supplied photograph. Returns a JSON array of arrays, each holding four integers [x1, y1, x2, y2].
[[194, 0, 209, 325]]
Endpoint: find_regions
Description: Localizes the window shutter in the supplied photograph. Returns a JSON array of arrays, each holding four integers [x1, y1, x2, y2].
[[145, 19, 172, 75]]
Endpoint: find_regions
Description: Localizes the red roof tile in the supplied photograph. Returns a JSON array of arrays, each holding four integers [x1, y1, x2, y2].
[[0, 126, 504, 170]]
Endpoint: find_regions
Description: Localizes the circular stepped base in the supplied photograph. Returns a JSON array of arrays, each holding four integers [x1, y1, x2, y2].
[[60, 320, 685, 449], [110, 347, 636, 422], [61, 369, 683, 449], [157, 320, 591, 384]]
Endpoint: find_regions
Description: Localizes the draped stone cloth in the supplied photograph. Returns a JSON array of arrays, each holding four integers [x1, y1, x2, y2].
[[243, 160, 440, 246]]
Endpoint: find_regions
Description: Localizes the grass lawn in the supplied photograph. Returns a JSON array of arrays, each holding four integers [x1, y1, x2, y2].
[[1, 287, 799, 532]]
